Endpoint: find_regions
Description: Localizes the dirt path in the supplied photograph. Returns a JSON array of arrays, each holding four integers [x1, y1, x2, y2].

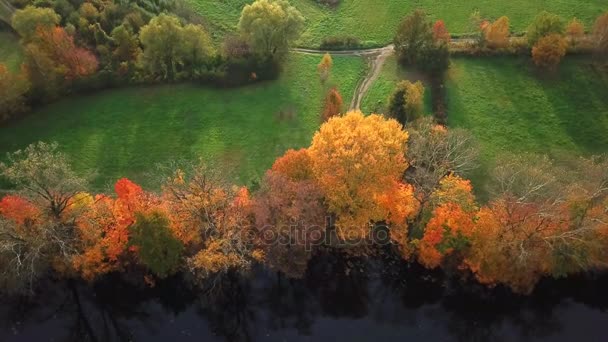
[[292, 45, 395, 111], [348, 45, 394, 110]]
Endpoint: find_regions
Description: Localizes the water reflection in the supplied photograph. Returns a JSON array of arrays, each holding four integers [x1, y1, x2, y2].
[[1, 252, 607, 342]]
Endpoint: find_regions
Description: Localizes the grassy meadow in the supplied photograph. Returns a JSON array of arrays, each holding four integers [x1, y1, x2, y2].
[[360, 55, 432, 115], [446, 56, 608, 195], [0, 54, 366, 190], [189, 0, 606, 47]]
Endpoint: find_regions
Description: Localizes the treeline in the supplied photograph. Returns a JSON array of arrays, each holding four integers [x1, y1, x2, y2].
[[0, 0, 306, 122], [1, 112, 607, 295], [394, 9, 608, 75]]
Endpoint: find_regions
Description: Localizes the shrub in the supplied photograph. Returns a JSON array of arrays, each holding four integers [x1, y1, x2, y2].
[[532, 34, 568, 70], [527, 11, 564, 46]]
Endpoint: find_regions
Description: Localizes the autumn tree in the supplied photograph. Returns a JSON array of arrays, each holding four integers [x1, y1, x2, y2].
[[566, 18, 585, 47], [0, 142, 91, 293], [0, 64, 30, 122], [464, 155, 608, 293], [238, 0, 305, 59], [532, 34, 568, 70], [593, 12, 608, 58], [484, 16, 510, 49], [321, 87, 343, 122], [308, 111, 418, 241], [271, 148, 314, 181], [527, 11, 565, 46], [387, 80, 425, 126], [253, 170, 326, 278], [72, 178, 158, 281], [433, 20, 450, 44], [161, 162, 260, 283], [23, 26, 98, 100], [129, 210, 184, 278], [317, 53, 333, 83], [0, 142, 88, 220], [11, 5, 60, 42]]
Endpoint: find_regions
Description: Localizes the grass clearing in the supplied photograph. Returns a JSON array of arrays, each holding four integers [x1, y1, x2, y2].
[[0, 31, 22, 72], [360, 55, 432, 115], [447, 56, 608, 196], [189, 0, 606, 47], [0, 53, 366, 190]]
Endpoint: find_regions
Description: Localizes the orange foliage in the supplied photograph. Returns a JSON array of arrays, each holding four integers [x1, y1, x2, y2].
[[532, 34, 568, 70], [271, 148, 314, 181], [433, 20, 450, 43], [309, 111, 410, 240], [0, 195, 40, 225], [32, 26, 98, 80], [322, 87, 343, 122], [419, 203, 475, 268]]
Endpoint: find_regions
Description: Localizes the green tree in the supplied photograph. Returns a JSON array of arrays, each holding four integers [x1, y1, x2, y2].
[[527, 11, 565, 46], [11, 6, 60, 42], [238, 0, 304, 59], [129, 211, 184, 278], [394, 10, 433, 65], [388, 80, 425, 126], [394, 10, 449, 74], [140, 14, 213, 80]]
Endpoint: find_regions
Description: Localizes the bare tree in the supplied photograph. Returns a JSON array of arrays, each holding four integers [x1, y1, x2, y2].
[[405, 117, 479, 207]]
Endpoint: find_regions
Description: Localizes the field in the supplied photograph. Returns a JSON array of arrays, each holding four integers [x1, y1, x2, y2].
[[0, 54, 366, 190], [0, 31, 21, 71], [447, 56, 608, 194], [189, 0, 606, 47], [360, 55, 432, 115]]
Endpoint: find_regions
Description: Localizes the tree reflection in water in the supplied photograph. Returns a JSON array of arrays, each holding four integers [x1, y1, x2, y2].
[[1, 251, 607, 341]]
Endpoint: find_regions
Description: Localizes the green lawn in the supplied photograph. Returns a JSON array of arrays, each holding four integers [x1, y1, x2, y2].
[[360, 55, 432, 115], [0, 53, 365, 190], [447, 56, 608, 195], [0, 31, 21, 72], [190, 0, 606, 47]]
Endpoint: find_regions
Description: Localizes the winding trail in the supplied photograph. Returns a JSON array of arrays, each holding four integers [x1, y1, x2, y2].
[[292, 45, 395, 111]]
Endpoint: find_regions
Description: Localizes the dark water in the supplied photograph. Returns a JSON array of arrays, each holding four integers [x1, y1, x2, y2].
[[1, 254, 607, 342]]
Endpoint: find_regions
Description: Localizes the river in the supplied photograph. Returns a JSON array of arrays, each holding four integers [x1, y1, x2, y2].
[[0, 253, 606, 342]]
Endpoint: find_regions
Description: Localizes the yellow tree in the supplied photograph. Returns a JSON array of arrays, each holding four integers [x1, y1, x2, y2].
[[308, 111, 417, 241], [566, 18, 585, 47], [484, 16, 510, 48], [317, 53, 333, 83]]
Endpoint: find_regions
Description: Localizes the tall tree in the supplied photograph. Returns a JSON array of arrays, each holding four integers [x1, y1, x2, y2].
[[527, 11, 565, 46], [387, 80, 425, 126], [308, 111, 417, 240], [238, 0, 304, 59], [317, 52, 333, 83], [484, 16, 510, 49], [321, 87, 343, 122]]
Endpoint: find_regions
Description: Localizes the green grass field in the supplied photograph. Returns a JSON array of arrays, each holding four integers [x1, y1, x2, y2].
[[360, 55, 432, 115], [190, 0, 606, 47], [447, 56, 608, 195], [0, 53, 365, 190], [0, 31, 21, 72]]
